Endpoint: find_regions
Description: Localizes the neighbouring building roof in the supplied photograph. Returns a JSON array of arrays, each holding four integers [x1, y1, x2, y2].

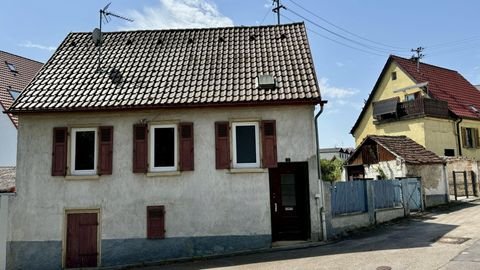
[[319, 147, 354, 154], [0, 51, 43, 127], [350, 135, 445, 165], [351, 55, 480, 134], [8, 23, 322, 114], [0, 167, 15, 193]]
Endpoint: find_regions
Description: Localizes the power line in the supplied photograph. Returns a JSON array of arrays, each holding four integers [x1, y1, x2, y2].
[[281, 14, 386, 57], [286, 0, 410, 51], [286, 7, 406, 54], [260, 6, 271, 25]]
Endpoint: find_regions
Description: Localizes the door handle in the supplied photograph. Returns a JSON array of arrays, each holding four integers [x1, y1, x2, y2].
[[274, 203, 278, 213]]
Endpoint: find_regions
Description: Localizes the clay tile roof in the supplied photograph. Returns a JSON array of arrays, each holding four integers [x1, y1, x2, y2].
[[368, 135, 444, 164], [8, 23, 321, 113], [391, 55, 480, 120], [351, 55, 480, 134], [0, 167, 15, 193], [0, 51, 43, 127]]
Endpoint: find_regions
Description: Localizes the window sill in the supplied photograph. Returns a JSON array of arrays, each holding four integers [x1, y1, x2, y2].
[[146, 171, 181, 177], [65, 175, 100, 180], [228, 168, 268, 174]]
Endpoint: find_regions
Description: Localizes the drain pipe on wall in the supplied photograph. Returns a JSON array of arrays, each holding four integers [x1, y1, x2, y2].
[[314, 101, 327, 241], [456, 118, 463, 157]]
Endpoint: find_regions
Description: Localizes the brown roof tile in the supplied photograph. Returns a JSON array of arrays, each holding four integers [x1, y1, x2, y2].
[[9, 23, 321, 113], [368, 135, 444, 164], [0, 167, 15, 193], [0, 51, 43, 126]]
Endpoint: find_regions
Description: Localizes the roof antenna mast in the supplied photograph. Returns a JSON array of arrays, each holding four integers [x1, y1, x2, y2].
[[411, 46, 425, 72], [272, 0, 286, 25], [92, 3, 133, 73]]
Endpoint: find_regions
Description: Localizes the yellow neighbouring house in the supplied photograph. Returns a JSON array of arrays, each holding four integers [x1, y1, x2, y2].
[[351, 55, 480, 160]]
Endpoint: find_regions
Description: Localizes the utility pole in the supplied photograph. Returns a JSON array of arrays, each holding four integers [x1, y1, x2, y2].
[[272, 0, 286, 25], [411, 47, 425, 71]]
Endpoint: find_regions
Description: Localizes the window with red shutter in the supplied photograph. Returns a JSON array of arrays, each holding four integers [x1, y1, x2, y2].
[[98, 126, 113, 175], [133, 124, 148, 173], [215, 122, 230, 169], [147, 206, 165, 239], [261, 120, 277, 168], [52, 127, 68, 176], [179, 122, 194, 171]]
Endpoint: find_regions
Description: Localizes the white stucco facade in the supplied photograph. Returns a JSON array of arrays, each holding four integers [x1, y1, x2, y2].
[[0, 113, 16, 166], [7, 105, 321, 268]]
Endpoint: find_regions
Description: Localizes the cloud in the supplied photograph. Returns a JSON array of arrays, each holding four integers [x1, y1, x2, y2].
[[120, 0, 233, 30], [264, 0, 272, 8], [319, 78, 358, 99], [336, 62, 344, 67], [19, 41, 56, 51]]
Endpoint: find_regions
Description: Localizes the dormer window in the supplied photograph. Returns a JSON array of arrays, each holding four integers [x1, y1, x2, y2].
[[5, 62, 17, 73]]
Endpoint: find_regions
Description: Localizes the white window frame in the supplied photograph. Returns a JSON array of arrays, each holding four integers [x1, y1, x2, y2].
[[71, 127, 98, 175], [232, 122, 260, 168], [149, 124, 178, 172]]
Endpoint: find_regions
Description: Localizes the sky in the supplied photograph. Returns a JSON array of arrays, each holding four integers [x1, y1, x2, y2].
[[1, 0, 479, 148]]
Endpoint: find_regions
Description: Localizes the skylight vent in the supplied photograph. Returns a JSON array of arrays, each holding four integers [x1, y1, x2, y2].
[[218, 37, 225, 42], [249, 34, 258, 41], [5, 61, 17, 73], [470, 105, 479, 113], [187, 38, 194, 44], [70, 41, 77, 47], [156, 39, 163, 45], [256, 75, 276, 89], [279, 33, 287, 39], [126, 39, 133, 45]]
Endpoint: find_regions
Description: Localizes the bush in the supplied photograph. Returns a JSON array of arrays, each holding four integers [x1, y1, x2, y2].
[[320, 158, 344, 182]]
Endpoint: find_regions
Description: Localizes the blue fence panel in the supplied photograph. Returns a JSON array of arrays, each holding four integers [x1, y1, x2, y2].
[[331, 181, 368, 216], [372, 180, 403, 209]]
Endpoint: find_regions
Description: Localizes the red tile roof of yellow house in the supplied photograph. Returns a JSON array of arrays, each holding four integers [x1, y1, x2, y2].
[[8, 23, 322, 113], [351, 55, 480, 134], [0, 51, 43, 127]]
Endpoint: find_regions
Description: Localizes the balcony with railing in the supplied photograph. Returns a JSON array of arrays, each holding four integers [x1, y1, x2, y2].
[[373, 97, 450, 123]]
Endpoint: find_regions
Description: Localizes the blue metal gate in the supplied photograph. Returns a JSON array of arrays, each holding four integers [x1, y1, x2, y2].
[[404, 178, 422, 211]]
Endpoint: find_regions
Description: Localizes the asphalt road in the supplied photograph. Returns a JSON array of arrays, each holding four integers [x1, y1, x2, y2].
[[132, 201, 480, 270]]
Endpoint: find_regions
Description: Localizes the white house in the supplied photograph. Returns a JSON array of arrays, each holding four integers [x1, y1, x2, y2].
[[0, 51, 42, 166], [4, 23, 325, 269]]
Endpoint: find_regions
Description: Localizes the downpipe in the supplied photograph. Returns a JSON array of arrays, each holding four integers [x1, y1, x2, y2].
[[314, 101, 327, 241]]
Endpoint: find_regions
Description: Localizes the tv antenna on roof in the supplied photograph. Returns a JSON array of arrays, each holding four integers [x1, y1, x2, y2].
[[92, 3, 133, 73]]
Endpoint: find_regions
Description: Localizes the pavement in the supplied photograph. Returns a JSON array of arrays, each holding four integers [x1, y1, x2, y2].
[[130, 201, 480, 270]]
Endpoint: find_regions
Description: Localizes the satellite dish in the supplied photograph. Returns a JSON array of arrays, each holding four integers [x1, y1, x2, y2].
[[92, 28, 102, 46]]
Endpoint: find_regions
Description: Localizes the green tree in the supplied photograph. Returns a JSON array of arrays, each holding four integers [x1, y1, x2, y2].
[[320, 158, 344, 182]]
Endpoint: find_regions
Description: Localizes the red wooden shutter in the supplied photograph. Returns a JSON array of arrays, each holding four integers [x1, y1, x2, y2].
[[215, 122, 230, 169], [147, 206, 165, 239], [261, 120, 277, 168], [98, 126, 113, 175], [133, 124, 148, 173], [52, 127, 68, 176], [179, 122, 194, 171]]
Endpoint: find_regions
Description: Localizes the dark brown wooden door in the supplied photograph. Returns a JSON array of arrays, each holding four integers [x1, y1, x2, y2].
[[269, 162, 310, 241], [66, 213, 99, 268]]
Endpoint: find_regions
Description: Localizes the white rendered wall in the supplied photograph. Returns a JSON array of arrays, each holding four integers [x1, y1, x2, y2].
[[0, 113, 16, 166], [9, 105, 320, 242]]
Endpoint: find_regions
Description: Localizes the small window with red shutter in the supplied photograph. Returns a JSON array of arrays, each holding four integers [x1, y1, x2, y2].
[[147, 206, 165, 239]]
